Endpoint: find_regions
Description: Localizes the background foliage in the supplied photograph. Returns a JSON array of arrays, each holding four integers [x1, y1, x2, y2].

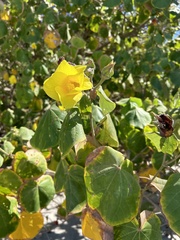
[[0, 0, 180, 239]]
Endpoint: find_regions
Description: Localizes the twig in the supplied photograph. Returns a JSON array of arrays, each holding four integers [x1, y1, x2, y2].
[[131, 147, 148, 162], [138, 153, 167, 216]]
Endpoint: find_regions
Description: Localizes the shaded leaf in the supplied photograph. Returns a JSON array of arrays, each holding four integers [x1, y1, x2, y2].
[[127, 129, 146, 153], [169, 70, 180, 87], [54, 159, 69, 192], [123, 0, 133, 11], [31, 104, 66, 150], [161, 173, 180, 235], [20, 176, 55, 212], [114, 211, 161, 239], [59, 108, 86, 157], [0, 169, 22, 194], [103, 0, 121, 7], [0, 196, 19, 238], [37, 175, 55, 208], [71, 36, 86, 49], [151, 0, 171, 9], [0, 20, 8, 38], [65, 165, 86, 214]]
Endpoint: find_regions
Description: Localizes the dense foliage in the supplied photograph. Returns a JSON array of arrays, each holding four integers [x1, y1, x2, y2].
[[0, 0, 180, 239]]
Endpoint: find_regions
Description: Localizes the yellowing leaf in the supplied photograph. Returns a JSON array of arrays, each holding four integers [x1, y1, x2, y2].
[[0, 11, 10, 21], [82, 210, 102, 240], [82, 207, 113, 240], [3, 71, 9, 80], [11, 68, 18, 75], [44, 29, 60, 49], [139, 167, 158, 183], [30, 42, 37, 49], [9, 75, 17, 84], [9, 211, 43, 239]]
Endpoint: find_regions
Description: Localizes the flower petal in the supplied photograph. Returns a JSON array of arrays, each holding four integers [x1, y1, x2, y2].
[[56, 60, 78, 75], [55, 87, 82, 109], [43, 72, 67, 101], [74, 65, 87, 73]]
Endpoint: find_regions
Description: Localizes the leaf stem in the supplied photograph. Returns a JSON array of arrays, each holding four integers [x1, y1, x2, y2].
[[90, 113, 100, 147], [0, 147, 10, 156], [93, 77, 106, 91]]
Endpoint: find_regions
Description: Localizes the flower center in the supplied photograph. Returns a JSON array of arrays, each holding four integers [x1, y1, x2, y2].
[[66, 77, 80, 92]]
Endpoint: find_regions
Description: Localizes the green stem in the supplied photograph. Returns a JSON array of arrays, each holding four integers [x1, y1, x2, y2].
[[93, 77, 106, 91], [145, 153, 167, 189], [131, 147, 148, 162]]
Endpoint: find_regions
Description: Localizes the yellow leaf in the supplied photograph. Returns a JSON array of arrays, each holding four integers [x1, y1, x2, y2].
[[82, 207, 113, 240], [139, 167, 158, 183], [0, 11, 11, 21], [30, 42, 37, 49], [3, 71, 9, 80], [9, 75, 17, 84], [44, 29, 60, 49], [11, 68, 18, 75], [9, 211, 44, 239]]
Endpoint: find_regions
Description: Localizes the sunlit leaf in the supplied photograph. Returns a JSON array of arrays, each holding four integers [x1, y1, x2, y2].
[[0, 20, 8, 38], [9, 211, 43, 239], [54, 159, 69, 192], [97, 114, 119, 147], [82, 207, 113, 240], [19, 127, 34, 140], [85, 146, 140, 226], [13, 150, 47, 179], [144, 126, 178, 155], [125, 106, 151, 129], [3, 140, 15, 154], [149, 175, 167, 192], [0, 155, 3, 167], [97, 86, 116, 115]]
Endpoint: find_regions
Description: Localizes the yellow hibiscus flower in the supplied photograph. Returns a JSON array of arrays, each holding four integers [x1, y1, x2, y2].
[[43, 60, 92, 109]]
